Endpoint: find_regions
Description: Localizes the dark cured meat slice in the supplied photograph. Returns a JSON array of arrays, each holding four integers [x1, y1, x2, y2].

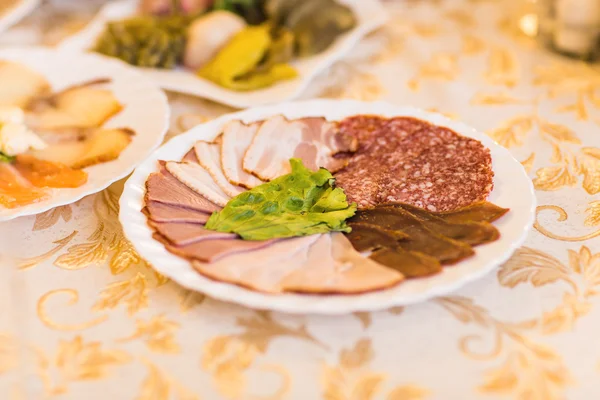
[[345, 222, 441, 278], [349, 207, 474, 265], [334, 115, 494, 212], [438, 201, 510, 224], [370, 247, 441, 278], [379, 204, 500, 246], [345, 222, 408, 252], [144, 161, 221, 214], [149, 220, 235, 246], [145, 201, 211, 224]]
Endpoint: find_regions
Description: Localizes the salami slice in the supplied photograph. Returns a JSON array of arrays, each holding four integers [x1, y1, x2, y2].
[[334, 116, 494, 212]]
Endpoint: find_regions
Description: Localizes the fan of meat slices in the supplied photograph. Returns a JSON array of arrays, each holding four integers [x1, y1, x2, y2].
[[0, 60, 133, 210], [144, 112, 510, 295]]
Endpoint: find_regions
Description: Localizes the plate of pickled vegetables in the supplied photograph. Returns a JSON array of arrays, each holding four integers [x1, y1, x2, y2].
[[59, 0, 387, 108]]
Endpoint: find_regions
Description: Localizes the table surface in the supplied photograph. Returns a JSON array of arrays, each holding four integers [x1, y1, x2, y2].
[[2, 1, 600, 399]]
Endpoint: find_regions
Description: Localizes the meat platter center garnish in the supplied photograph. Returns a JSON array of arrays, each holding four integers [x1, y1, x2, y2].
[[143, 113, 508, 295]]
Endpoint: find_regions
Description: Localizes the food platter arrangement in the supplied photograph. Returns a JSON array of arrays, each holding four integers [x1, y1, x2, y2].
[[58, 0, 387, 107], [120, 100, 536, 314], [1, 2, 536, 313], [0, 47, 169, 221]]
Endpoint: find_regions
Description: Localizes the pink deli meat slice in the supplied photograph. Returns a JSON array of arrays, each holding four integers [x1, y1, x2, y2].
[[280, 233, 404, 294], [242, 116, 357, 181], [191, 233, 403, 294], [145, 201, 211, 224], [194, 140, 245, 197], [145, 161, 221, 214], [150, 220, 235, 246], [165, 161, 230, 207], [191, 235, 320, 293], [182, 149, 199, 163], [164, 236, 277, 263], [220, 120, 264, 189]]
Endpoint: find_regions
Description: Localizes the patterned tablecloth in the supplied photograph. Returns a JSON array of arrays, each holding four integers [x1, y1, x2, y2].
[[2, 0, 600, 399]]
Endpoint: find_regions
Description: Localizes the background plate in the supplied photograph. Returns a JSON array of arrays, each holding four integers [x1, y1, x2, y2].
[[119, 100, 536, 314], [0, 0, 38, 33], [0, 47, 169, 221], [58, 0, 387, 108]]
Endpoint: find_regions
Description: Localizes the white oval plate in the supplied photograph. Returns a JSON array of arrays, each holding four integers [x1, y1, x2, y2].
[[120, 100, 536, 314], [0, 0, 39, 33], [0, 47, 169, 221], [58, 0, 387, 108]]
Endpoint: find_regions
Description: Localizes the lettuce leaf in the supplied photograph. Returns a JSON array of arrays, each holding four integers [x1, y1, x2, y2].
[[205, 158, 356, 240]]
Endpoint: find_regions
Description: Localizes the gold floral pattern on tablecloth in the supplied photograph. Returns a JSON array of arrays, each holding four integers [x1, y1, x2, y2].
[[2, 0, 600, 399]]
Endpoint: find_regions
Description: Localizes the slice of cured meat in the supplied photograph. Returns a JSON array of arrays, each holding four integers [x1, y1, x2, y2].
[[346, 221, 442, 278], [165, 161, 230, 207], [370, 247, 442, 278], [334, 115, 494, 211], [194, 140, 245, 197], [145, 161, 221, 214], [190, 232, 403, 294], [243, 115, 357, 181], [438, 201, 509, 224], [161, 234, 276, 263], [350, 207, 474, 265], [149, 220, 235, 246], [182, 149, 199, 163], [345, 222, 408, 252], [382, 203, 499, 246], [220, 120, 264, 188], [280, 233, 404, 294], [145, 201, 210, 224], [191, 235, 320, 293]]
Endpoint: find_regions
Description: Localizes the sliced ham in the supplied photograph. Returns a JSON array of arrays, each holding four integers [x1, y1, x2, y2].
[[280, 233, 404, 294], [144, 161, 221, 214], [161, 234, 276, 263], [165, 161, 230, 207], [182, 149, 199, 163], [190, 232, 403, 294], [194, 140, 245, 198], [145, 201, 211, 224], [220, 120, 264, 189], [243, 116, 357, 181], [149, 220, 235, 246], [191, 235, 320, 293]]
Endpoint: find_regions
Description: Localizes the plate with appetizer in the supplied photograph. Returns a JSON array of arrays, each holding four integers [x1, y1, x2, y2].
[[0, 0, 39, 33], [0, 47, 169, 221], [120, 100, 536, 314], [59, 0, 387, 108]]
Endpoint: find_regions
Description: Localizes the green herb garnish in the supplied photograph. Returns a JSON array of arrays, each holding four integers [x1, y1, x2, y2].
[[205, 158, 356, 240], [0, 152, 15, 163]]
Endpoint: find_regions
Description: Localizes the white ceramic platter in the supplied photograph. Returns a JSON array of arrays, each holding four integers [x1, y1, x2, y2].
[[0, 47, 169, 221], [58, 0, 388, 108], [0, 0, 39, 33], [119, 99, 536, 314]]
